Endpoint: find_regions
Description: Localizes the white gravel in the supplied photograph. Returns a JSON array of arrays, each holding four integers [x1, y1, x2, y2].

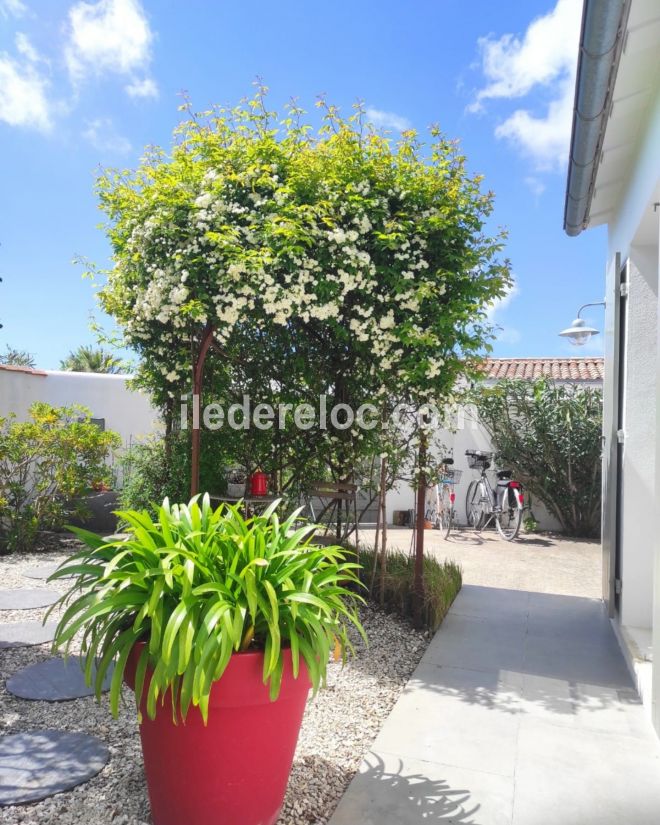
[[0, 538, 429, 824]]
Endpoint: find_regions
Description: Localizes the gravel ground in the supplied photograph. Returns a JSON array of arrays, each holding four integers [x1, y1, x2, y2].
[[0, 538, 429, 824]]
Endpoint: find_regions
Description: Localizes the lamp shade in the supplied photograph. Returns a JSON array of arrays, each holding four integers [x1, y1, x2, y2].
[[558, 317, 600, 346]]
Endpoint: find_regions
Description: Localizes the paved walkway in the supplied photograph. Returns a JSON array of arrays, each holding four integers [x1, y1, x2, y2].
[[330, 536, 660, 824], [359, 526, 601, 598]]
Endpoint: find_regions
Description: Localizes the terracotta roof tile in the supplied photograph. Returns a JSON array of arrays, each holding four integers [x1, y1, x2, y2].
[[481, 357, 603, 382], [0, 364, 47, 376]]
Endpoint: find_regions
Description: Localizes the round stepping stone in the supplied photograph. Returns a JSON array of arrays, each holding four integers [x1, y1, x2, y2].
[[22, 563, 66, 581], [0, 589, 59, 610], [0, 621, 57, 649], [7, 657, 114, 702], [0, 730, 109, 805]]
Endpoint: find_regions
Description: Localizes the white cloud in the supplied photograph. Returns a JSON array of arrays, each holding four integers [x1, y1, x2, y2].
[[65, 0, 157, 96], [366, 107, 412, 132], [15, 33, 39, 63], [487, 281, 521, 345], [0, 53, 52, 131], [487, 280, 519, 321], [125, 76, 158, 99], [83, 117, 132, 154], [524, 176, 546, 197], [470, 0, 582, 169], [0, 0, 28, 18]]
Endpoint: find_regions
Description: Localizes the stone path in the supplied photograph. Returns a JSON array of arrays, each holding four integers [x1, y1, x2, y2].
[[6, 656, 114, 702], [0, 621, 57, 649], [22, 563, 67, 580], [0, 730, 109, 805], [0, 571, 112, 807], [0, 589, 59, 609], [329, 585, 660, 825]]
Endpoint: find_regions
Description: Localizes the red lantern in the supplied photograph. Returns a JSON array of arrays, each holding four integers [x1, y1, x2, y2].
[[250, 471, 268, 497]]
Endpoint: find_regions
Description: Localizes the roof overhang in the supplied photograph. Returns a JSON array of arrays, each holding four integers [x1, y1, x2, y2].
[[563, 0, 631, 236], [564, 0, 660, 236]]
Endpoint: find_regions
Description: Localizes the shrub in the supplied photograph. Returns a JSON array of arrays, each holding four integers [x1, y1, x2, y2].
[[472, 378, 602, 537], [0, 403, 120, 553], [120, 432, 231, 513], [49, 496, 366, 722], [358, 547, 462, 632]]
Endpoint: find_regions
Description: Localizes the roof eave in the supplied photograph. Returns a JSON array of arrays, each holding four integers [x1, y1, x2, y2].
[[563, 0, 631, 236]]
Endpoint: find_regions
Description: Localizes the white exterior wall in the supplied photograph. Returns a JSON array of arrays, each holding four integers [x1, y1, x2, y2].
[[0, 369, 160, 452], [598, 72, 660, 728]]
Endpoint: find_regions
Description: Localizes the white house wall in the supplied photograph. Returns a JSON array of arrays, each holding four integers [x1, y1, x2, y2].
[[618, 250, 658, 630], [0, 369, 160, 453]]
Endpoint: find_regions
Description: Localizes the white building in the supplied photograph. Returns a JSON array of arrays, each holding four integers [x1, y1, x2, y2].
[[386, 356, 603, 530], [563, 0, 660, 733], [0, 365, 159, 453]]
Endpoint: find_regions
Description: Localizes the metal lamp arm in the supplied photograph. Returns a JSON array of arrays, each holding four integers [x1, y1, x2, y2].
[[577, 300, 606, 318]]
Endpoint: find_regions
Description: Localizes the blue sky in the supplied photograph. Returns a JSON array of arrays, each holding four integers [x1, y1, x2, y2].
[[0, 0, 606, 370]]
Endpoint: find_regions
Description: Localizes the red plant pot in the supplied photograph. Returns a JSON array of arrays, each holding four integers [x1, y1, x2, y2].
[[125, 644, 310, 825]]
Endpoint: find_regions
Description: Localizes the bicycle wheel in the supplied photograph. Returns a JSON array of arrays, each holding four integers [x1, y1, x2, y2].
[[438, 485, 453, 539], [466, 480, 485, 530], [495, 495, 522, 540]]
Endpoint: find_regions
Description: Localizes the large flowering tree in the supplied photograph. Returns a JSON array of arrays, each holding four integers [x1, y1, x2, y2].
[[97, 88, 511, 496]]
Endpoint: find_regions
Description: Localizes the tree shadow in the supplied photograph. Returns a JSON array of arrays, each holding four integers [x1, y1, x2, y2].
[[328, 751, 481, 824]]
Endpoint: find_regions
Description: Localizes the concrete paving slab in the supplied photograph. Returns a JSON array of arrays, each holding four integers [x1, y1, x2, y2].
[[330, 751, 514, 825], [0, 589, 59, 610], [519, 673, 648, 738], [450, 585, 530, 622], [0, 730, 109, 805], [512, 717, 660, 825], [373, 664, 522, 777], [424, 613, 526, 673], [329, 532, 660, 825], [522, 632, 633, 688]]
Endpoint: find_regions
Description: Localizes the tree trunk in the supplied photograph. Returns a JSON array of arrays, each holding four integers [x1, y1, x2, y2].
[[378, 457, 388, 607], [190, 322, 215, 498], [413, 436, 427, 629]]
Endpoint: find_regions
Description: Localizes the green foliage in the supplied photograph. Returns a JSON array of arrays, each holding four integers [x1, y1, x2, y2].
[[0, 403, 120, 553], [49, 496, 366, 722], [94, 86, 511, 494], [0, 345, 36, 368], [358, 547, 462, 632], [60, 345, 127, 374], [120, 432, 239, 513], [472, 378, 603, 537]]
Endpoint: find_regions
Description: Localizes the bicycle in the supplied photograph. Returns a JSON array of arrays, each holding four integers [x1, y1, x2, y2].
[[435, 459, 462, 539], [464, 450, 524, 541]]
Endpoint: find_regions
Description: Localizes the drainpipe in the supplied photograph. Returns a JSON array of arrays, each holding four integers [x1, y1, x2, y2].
[[563, 0, 631, 237]]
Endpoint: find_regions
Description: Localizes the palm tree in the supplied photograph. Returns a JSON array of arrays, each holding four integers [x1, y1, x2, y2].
[[60, 346, 127, 374], [0, 346, 36, 368]]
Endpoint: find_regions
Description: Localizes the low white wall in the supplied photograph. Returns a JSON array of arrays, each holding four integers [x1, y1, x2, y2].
[[0, 369, 160, 463]]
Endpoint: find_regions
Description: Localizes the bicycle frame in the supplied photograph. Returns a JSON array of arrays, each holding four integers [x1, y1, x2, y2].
[[473, 467, 524, 525]]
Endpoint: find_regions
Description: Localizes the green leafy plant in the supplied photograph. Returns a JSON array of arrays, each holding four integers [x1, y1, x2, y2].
[[0, 345, 36, 368], [60, 345, 128, 374], [0, 403, 120, 553], [49, 496, 366, 723]]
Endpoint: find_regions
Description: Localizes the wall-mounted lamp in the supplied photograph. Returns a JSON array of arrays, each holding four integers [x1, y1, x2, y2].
[[558, 301, 606, 346]]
